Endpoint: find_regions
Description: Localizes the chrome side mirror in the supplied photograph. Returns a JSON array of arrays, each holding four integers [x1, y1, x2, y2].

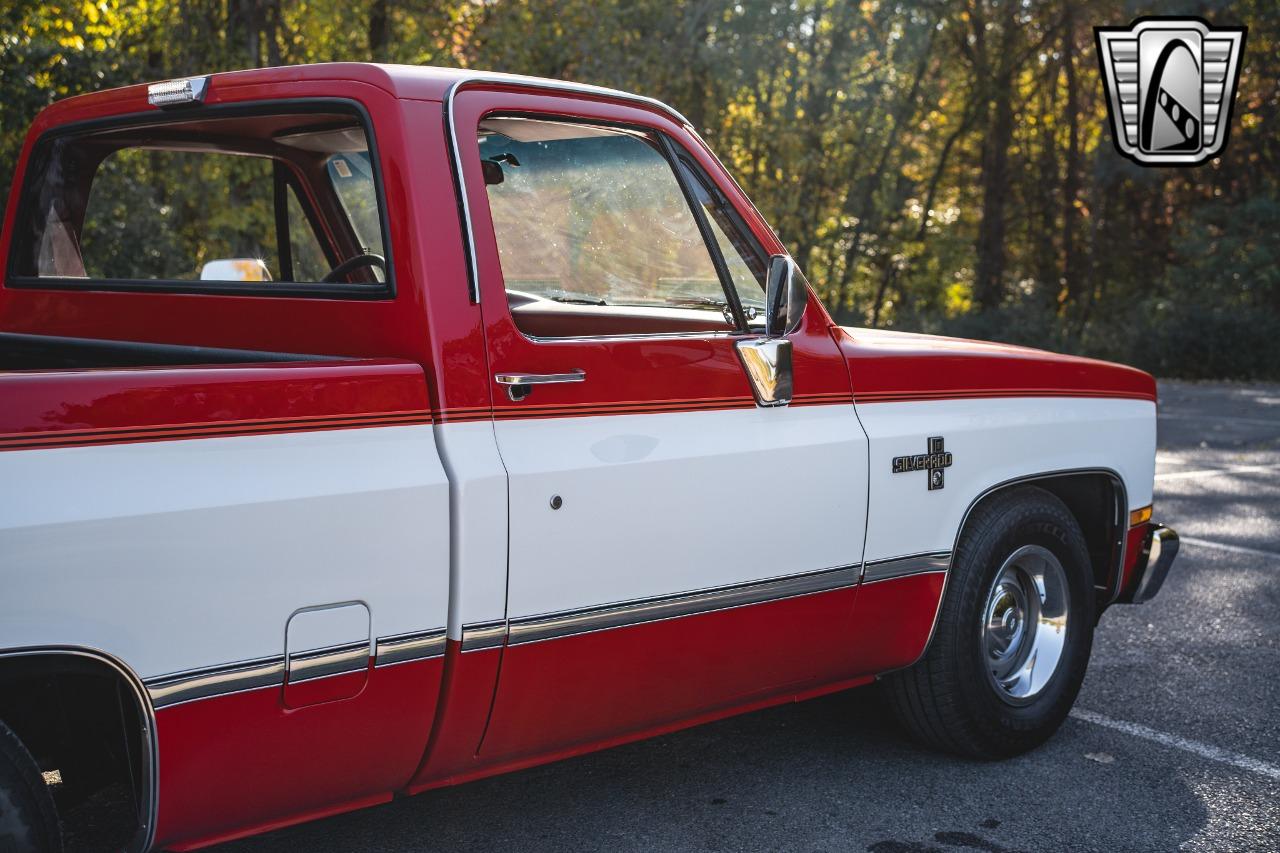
[[736, 254, 803, 407], [764, 254, 805, 338]]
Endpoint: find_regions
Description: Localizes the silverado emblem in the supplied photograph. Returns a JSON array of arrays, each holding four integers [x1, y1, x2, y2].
[[1095, 17, 1246, 167], [892, 437, 953, 491]]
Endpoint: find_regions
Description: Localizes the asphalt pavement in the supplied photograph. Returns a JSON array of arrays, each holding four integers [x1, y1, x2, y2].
[[216, 380, 1280, 853]]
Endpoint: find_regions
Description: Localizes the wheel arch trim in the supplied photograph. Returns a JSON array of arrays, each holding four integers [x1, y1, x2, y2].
[[0, 644, 159, 853]]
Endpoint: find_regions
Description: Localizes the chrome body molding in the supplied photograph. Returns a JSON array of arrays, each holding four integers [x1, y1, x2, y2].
[[147, 656, 286, 709], [374, 629, 447, 667], [286, 641, 370, 684], [508, 563, 862, 646], [0, 646, 158, 853], [460, 620, 508, 652], [862, 552, 951, 584], [148, 629, 449, 707]]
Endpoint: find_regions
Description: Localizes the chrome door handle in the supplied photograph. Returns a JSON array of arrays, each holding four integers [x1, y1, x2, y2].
[[495, 370, 586, 401]]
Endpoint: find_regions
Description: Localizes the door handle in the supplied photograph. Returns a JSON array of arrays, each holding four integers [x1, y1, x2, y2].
[[495, 370, 586, 401]]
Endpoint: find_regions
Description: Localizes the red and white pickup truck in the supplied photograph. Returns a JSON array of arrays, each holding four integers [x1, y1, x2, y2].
[[0, 64, 1178, 853]]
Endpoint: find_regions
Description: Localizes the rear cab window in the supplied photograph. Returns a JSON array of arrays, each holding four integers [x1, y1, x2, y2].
[[7, 104, 393, 297]]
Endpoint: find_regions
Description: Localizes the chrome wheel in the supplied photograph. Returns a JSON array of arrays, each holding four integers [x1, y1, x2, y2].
[[981, 544, 1071, 705]]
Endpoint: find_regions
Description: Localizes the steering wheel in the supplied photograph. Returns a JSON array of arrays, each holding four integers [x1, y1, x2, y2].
[[322, 253, 386, 283]]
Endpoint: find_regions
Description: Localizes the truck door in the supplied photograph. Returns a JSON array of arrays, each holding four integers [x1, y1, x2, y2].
[[450, 87, 870, 761]]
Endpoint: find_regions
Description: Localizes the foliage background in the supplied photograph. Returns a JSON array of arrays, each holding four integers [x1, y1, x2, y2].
[[3, 0, 1277, 377]]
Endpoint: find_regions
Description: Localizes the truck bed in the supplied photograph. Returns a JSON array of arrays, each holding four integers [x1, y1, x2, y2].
[[0, 339, 433, 450]]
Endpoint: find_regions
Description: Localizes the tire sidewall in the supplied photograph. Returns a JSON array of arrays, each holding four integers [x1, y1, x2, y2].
[[950, 492, 1096, 750]]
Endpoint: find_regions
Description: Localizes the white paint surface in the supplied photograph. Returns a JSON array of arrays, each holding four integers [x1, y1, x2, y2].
[[0, 425, 451, 680], [493, 403, 869, 619], [856, 397, 1156, 563]]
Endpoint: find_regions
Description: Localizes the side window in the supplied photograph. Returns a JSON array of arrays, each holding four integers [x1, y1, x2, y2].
[[285, 188, 330, 283], [477, 116, 741, 338]]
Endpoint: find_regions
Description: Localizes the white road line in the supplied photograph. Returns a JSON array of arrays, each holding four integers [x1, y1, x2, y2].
[[1155, 463, 1280, 481], [1071, 709, 1280, 782], [1181, 536, 1280, 560]]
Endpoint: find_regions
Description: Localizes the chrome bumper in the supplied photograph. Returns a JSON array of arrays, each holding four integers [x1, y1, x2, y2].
[[1131, 524, 1180, 604]]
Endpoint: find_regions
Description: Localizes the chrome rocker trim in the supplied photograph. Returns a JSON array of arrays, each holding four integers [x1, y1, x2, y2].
[[375, 629, 447, 667], [507, 563, 862, 646], [862, 552, 951, 584], [460, 620, 508, 652]]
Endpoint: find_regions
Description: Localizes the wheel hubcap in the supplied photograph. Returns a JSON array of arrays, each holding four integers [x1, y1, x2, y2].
[[980, 545, 1070, 704]]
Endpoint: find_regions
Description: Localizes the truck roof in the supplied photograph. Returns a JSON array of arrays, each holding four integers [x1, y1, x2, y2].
[[31, 63, 690, 133]]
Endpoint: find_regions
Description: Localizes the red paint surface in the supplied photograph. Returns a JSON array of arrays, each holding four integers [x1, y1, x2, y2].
[[845, 572, 949, 673], [837, 327, 1157, 404], [476, 586, 861, 763], [154, 571, 948, 848], [153, 657, 443, 850], [406, 641, 504, 789], [0, 360, 430, 445]]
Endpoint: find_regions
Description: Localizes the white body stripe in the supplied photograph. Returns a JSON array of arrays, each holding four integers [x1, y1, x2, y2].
[[493, 403, 869, 619], [0, 425, 450, 681], [856, 397, 1156, 563]]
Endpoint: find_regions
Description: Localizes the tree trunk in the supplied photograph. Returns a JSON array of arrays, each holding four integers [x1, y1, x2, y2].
[[369, 0, 390, 61], [1061, 5, 1082, 321], [972, 7, 1018, 311]]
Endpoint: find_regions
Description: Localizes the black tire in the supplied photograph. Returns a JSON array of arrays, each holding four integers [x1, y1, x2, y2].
[[886, 486, 1096, 758], [0, 720, 60, 853]]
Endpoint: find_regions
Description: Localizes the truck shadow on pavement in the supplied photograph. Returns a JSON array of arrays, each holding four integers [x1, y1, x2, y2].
[[215, 686, 1208, 853]]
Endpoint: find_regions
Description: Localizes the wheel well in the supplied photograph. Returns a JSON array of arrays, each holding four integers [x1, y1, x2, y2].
[[0, 651, 153, 852], [965, 471, 1126, 609]]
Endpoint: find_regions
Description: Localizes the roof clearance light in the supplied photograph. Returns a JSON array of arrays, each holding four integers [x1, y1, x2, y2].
[[147, 77, 210, 108]]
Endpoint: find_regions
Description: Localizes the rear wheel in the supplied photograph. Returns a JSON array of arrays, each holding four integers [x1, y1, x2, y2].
[[0, 719, 61, 853], [886, 486, 1096, 758]]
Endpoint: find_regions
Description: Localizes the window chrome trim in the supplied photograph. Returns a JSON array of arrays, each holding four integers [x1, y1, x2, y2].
[[444, 76, 693, 305], [374, 629, 447, 666], [0, 646, 158, 853], [862, 552, 952, 584], [508, 563, 862, 646]]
